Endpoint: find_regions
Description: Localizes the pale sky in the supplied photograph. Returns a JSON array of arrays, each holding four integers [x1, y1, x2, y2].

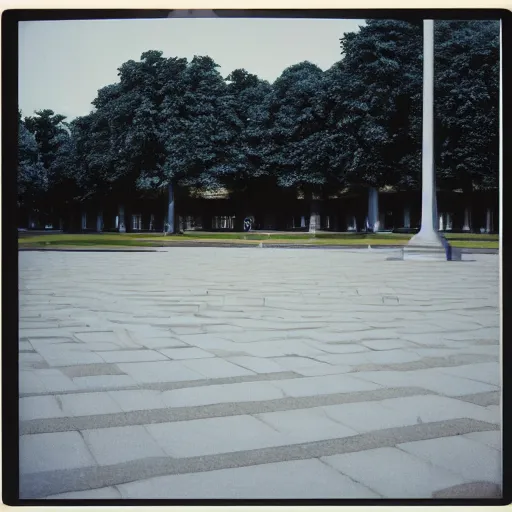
[[19, 17, 365, 121]]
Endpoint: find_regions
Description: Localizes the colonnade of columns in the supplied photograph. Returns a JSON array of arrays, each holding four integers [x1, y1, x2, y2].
[[76, 197, 495, 234]]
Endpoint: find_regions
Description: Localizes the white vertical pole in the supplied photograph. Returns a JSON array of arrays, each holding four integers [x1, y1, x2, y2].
[[408, 20, 444, 248], [498, 18, 503, 391]]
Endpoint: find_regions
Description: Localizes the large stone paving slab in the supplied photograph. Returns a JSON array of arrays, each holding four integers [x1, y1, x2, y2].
[[18, 249, 501, 499], [116, 459, 381, 499], [20, 431, 97, 474], [321, 447, 467, 498], [397, 436, 502, 484]]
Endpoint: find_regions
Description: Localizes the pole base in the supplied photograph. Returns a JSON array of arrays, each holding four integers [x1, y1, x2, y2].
[[403, 231, 461, 261]]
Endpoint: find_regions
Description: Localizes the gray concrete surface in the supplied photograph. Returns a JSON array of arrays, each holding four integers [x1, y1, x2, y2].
[[18, 248, 501, 499]]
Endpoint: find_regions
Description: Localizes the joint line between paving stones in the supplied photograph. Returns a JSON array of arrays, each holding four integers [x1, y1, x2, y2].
[[20, 418, 499, 499], [20, 386, 438, 435], [19, 371, 301, 398]]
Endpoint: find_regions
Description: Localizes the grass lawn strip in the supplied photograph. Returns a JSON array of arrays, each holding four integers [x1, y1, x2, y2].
[[18, 233, 498, 250]]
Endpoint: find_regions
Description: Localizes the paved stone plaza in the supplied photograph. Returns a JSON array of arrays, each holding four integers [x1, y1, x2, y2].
[[18, 247, 501, 499]]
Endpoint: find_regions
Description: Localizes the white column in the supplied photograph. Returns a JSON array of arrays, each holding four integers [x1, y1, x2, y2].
[[438, 213, 444, 231], [367, 187, 379, 232], [309, 214, 317, 234], [446, 212, 453, 231], [96, 211, 103, 232], [486, 208, 493, 233], [81, 211, 87, 230], [118, 205, 126, 233], [408, 20, 444, 248], [300, 216, 306, 228], [378, 212, 385, 231], [462, 208, 471, 232], [347, 215, 357, 232], [403, 207, 411, 228]]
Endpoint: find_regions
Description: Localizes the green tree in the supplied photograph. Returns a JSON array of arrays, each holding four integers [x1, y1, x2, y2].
[[263, 62, 337, 231], [18, 114, 47, 214], [24, 109, 68, 171], [434, 20, 500, 198], [335, 20, 423, 191], [336, 19, 499, 196], [23, 109, 72, 225], [138, 55, 240, 232], [221, 69, 272, 229]]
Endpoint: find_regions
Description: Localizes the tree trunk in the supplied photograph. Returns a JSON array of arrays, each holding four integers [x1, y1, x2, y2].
[[306, 190, 320, 234], [166, 182, 175, 234], [462, 181, 473, 232], [462, 208, 472, 232], [233, 192, 246, 232], [67, 204, 75, 233], [403, 207, 411, 228], [367, 187, 379, 232], [96, 211, 103, 232], [446, 212, 453, 231], [486, 208, 493, 233], [346, 215, 357, 232], [332, 215, 339, 232], [81, 210, 87, 232], [118, 205, 126, 233]]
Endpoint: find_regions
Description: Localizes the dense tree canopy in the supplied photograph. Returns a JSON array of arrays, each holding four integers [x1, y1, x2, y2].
[[334, 20, 424, 190], [434, 20, 500, 193], [18, 19, 499, 228], [264, 62, 334, 191], [18, 113, 47, 207]]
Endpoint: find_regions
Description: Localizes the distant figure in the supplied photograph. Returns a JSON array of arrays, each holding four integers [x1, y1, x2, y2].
[[243, 218, 252, 232]]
